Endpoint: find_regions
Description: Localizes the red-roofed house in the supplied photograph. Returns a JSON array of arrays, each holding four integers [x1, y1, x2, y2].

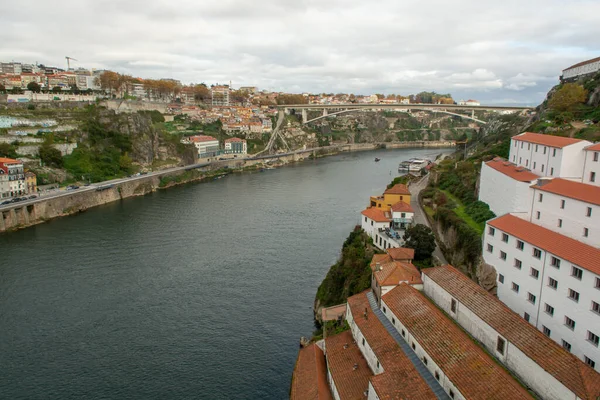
[[0, 157, 25, 198], [290, 343, 332, 400], [182, 135, 221, 159], [583, 143, 600, 187], [224, 137, 247, 155], [509, 132, 592, 178], [483, 213, 600, 370]]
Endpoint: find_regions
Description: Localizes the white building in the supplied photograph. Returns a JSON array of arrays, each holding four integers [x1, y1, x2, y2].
[[211, 85, 230, 106], [0, 157, 25, 198], [224, 137, 247, 155], [583, 143, 600, 186], [509, 132, 592, 179], [562, 56, 600, 80], [529, 178, 600, 247], [422, 265, 600, 400], [458, 99, 480, 106], [182, 135, 221, 159], [483, 213, 600, 370], [479, 157, 538, 217]]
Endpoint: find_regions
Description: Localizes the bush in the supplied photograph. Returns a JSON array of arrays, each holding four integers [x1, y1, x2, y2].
[[465, 201, 496, 223], [39, 143, 63, 168]]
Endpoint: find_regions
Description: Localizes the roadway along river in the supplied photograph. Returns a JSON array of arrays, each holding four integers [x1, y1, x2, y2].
[[0, 147, 451, 399]]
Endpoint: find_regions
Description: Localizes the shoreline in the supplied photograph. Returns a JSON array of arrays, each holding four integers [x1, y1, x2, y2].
[[0, 141, 455, 233]]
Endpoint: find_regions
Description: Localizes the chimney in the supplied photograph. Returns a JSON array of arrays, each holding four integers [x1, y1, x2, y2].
[[353, 363, 358, 371], [537, 177, 552, 187]]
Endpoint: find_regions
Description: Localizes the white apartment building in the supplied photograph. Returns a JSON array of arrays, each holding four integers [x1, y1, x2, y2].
[[0, 158, 26, 198], [509, 132, 592, 179], [422, 265, 600, 400], [182, 135, 221, 159], [562, 56, 600, 80], [583, 143, 600, 186], [483, 214, 600, 370], [224, 137, 247, 155], [529, 178, 600, 247], [479, 157, 538, 217]]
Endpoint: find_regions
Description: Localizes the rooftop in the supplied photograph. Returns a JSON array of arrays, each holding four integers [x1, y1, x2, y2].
[[533, 177, 600, 206], [488, 214, 600, 275], [564, 56, 600, 71], [374, 260, 422, 286], [347, 292, 435, 399], [383, 184, 410, 196], [0, 157, 21, 165], [321, 304, 347, 322], [290, 343, 332, 400], [423, 265, 600, 400], [387, 247, 415, 261], [325, 330, 372, 400], [224, 137, 245, 143], [390, 201, 414, 213], [188, 135, 218, 143], [382, 284, 533, 400], [511, 132, 585, 148], [585, 143, 600, 151], [361, 207, 391, 223], [485, 157, 539, 182]]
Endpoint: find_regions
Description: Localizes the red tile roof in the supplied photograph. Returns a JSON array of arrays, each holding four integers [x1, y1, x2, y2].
[[423, 265, 600, 400], [188, 135, 218, 143], [564, 56, 600, 71], [347, 292, 435, 399], [361, 207, 391, 223], [512, 132, 584, 148], [387, 247, 415, 261], [321, 304, 347, 322], [0, 157, 20, 165], [225, 137, 245, 143], [485, 157, 539, 182], [374, 261, 422, 286], [585, 143, 600, 151], [488, 214, 600, 275], [533, 178, 600, 206], [390, 201, 414, 213], [291, 344, 333, 400], [325, 331, 372, 399], [382, 284, 533, 400], [370, 254, 391, 271], [383, 184, 410, 195]]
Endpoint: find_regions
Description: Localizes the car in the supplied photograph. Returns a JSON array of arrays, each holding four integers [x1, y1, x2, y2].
[[1, 200, 11, 205], [29, 195, 37, 199], [11, 198, 22, 203]]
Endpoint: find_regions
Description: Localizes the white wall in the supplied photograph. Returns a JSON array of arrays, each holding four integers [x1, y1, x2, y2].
[[582, 150, 600, 187], [508, 139, 590, 179], [561, 142, 592, 178], [478, 162, 535, 217], [563, 60, 600, 79], [346, 305, 384, 376], [423, 274, 580, 400], [367, 382, 380, 400], [326, 368, 341, 400], [530, 188, 599, 246]]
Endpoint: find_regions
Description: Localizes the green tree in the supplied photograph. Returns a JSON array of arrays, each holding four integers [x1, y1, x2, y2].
[[52, 86, 63, 93], [0, 143, 18, 158], [39, 141, 64, 168], [403, 224, 436, 261], [548, 83, 587, 112], [27, 81, 41, 93], [0, 83, 5, 93]]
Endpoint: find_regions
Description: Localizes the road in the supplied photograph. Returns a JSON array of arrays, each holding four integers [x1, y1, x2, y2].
[[409, 173, 448, 265]]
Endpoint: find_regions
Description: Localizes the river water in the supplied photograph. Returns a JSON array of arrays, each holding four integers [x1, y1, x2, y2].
[[0, 148, 450, 399]]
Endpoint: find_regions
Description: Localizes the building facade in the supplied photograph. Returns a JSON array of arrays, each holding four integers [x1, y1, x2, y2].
[[183, 135, 221, 159], [583, 143, 600, 186], [224, 138, 247, 155], [562, 56, 600, 80], [0, 158, 26, 198]]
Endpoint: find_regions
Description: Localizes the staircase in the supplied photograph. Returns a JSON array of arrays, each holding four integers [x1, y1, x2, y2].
[[366, 291, 450, 399]]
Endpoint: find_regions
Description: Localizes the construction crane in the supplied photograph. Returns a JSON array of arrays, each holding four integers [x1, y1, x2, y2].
[[65, 56, 78, 70]]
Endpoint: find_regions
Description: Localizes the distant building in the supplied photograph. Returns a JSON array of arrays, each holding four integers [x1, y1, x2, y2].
[[239, 86, 258, 94], [211, 85, 230, 106], [0, 158, 26, 198], [562, 56, 600, 81], [224, 137, 247, 155], [458, 99, 480, 106], [183, 135, 221, 159], [25, 171, 36, 194]]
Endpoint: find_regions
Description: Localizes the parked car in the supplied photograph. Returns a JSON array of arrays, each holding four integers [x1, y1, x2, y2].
[[1, 200, 11, 205], [29, 195, 37, 199]]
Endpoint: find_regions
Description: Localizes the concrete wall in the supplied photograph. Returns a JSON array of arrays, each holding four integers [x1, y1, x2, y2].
[[326, 367, 341, 400], [478, 162, 535, 217], [15, 143, 78, 156], [100, 100, 169, 114], [583, 150, 600, 187]]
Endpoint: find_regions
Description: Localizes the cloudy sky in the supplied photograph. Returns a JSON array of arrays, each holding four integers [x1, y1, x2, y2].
[[1, 0, 599, 105]]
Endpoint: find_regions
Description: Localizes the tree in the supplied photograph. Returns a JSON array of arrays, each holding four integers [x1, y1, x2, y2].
[[548, 83, 587, 112], [52, 86, 63, 93], [0, 143, 18, 158], [27, 82, 41, 93], [39, 141, 64, 168], [192, 84, 211, 102], [11, 87, 24, 94], [0, 83, 5, 93], [403, 224, 436, 261]]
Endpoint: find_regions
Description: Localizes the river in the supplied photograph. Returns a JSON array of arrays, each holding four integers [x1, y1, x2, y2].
[[0, 148, 451, 399]]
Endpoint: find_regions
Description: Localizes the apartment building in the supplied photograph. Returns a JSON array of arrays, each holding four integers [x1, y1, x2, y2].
[[182, 135, 221, 159], [211, 85, 230, 106], [0, 158, 26, 198], [223, 137, 247, 155], [483, 214, 600, 370], [583, 143, 600, 186]]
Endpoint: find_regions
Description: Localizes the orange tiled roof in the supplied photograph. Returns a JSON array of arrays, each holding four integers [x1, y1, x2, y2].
[[325, 331, 372, 399], [0, 157, 20, 164], [488, 214, 600, 275], [224, 137, 245, 143], [387, 247, 415, 261], [585, 143, 600, 151], [375, 261, 422, 286], [370, 254, 392, 271], [390, 201, 414, 213], [382, 284, 533, 400], [512, 132, 584, 148], [533, 178, 600, 206], [188, 135, 218, 143], [291, 344, 333, 400], [383, 183, 410, 195], [423, 265, 600, 400], [361, 207, 391, 223], [347, 292, 436, 399], [485, 157, 539, 182]]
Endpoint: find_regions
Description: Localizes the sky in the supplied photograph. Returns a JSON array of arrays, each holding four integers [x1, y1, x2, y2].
[[1, 0, 599, 105]]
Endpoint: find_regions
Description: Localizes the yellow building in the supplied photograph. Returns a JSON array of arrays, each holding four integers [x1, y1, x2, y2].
[[25, 171, 37, 195], [369, 184, 411, 210]]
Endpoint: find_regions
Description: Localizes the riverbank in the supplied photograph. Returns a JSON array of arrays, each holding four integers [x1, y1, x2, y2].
[[0, 141, 454, 233]]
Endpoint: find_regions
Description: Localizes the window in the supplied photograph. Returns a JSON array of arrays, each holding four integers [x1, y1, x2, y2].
[[528, 143, 531, 150], [423, 356, 428, 365], [533, 248, 542, 259], [450, 389, 455, 399], [562, 340, 572, 352], [521, 142, 523, 149], [435, 371, 440, 381], [593, 301, 600, 315], [584, 228, 589, 237], [565, 316, 576, 330], [596, 277, 600, 289], [516, 240, 524, 250], [585, 356, 596, 368], [513, 258, 522, 270], [551, 257, 560, 268], [364, 217, 367, 222], [526, 159, 529, 167], [535, 145, 538, 152], [377, 361, 380, 369], [451, 299, 457, 313], [591, 172, 596, 183], [594, 152, 599, 162], [534, 161, 537, 169], [401, 329, 406, 338], [536, 211, 541, 220], [558, 219, 562, 228], [412, 343, 416, 350], [499, 274, 504, 284], [553, 148, 557, 157], [538, 193, 543, 202], [530, 268, 539, 279], [528, 292, 536, 304], [548, 277, 558, 289], [588, 331, 599, 347], [572, 266, 583, 280], [512, 282, 519, 293], [520, 157, 522, 164], [488, 226, 495, 236], [383, 307, 387, 313], [541, 164, 545, 172], [487, 244, 494, 253], [568, 289, 580, 302], [371, 221, 373, 226], [544, 303, 554, 316], [544, 146, 547, 154], [586, 207, 592, 217], [362, 338, 365, 346], [543, 326, 551, 337], [550, 167, 554, 175], [496, 337, 506, 355], [560, 199, 565, 209], [524, 312, 530, 322], [500, 251, 507, 260], [502, 233, 509, 242]]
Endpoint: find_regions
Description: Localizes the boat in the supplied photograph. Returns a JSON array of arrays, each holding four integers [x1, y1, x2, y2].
[[374, 158, 380, 162], [398, 158, 429, 172]]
